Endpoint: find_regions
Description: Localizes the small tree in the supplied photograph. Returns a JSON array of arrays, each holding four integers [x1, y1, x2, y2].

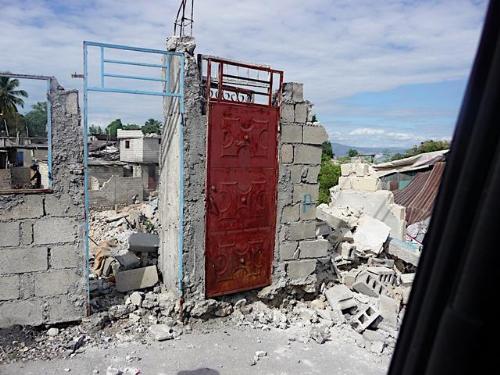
[[106, 119, 123, 137], [89, 124, 103, 135], [24, 102, 47, 137], [142, 118, 162, 135], [318, 140, 341, 204], [348, 148, 359, 157]]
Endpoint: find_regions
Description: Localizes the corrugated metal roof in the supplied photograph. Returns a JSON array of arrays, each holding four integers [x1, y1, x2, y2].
[[394, 162, 446, 225]]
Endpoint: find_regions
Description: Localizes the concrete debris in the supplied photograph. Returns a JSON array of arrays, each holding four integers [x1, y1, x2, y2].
[[351, 306, 381, 333], [400, 273, 415, 287], [387, 237, 420, 266], [352, 272, 389, 297], [115, 266, 159, 293], [47, 327, 60, 336], [324, 285, 357, 311], [367, 266, 396, 285], [128, 233, 160, 253], [316, 203, 359, 231], [378, 294, 399, 328], [352, 215, 391, 255]]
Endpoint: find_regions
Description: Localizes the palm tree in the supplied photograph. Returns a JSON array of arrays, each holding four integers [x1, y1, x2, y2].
[[0, 75, 28, 116]]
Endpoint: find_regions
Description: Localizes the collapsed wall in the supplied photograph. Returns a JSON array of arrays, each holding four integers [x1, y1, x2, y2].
[[0, 83, 86, 328]]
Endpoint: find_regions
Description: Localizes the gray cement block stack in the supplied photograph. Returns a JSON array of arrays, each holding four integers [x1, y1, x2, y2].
[[0, 85, 86, 328], [275, 82, 330, 291]]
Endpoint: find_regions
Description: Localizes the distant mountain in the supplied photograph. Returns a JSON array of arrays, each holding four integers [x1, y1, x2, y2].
[[331, 142, 406, 158]]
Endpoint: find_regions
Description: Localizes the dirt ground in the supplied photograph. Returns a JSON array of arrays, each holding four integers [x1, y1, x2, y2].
[[0, 323, 390, 375]]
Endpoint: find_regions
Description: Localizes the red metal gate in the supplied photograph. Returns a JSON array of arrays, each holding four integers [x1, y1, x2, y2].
[[202, 56, 283, 297]]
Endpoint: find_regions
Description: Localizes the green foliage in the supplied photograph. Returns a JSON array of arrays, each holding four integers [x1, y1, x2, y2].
[[123, 123, 141, 130], [106, 119, 123, 137], [142, 118, 162, 135], [321, 141, 333, 160], [347, 148, 359, 157], [391, 140, 450, 161], [105, 118, 163, 137], [0, 76, 28, 116], [318, 143, 341, 204], [89, 124, 103, 135], [24, 102, 47, 137], [311, 114, 318, 123]]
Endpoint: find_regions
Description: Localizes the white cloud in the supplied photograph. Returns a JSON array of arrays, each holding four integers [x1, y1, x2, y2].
[[349, 128, 385, 136], [0, 0, 487, 137]]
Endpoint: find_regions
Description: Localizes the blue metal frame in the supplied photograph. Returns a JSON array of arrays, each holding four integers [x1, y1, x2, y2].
[[0, 73, 53, 188], [83, 41, 185, 303]]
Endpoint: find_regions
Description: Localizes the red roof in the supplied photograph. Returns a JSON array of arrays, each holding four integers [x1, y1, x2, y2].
[[394, 162, 446, 225]]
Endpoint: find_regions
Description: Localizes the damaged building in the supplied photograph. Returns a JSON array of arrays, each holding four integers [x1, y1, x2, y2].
[[0, 37, 444, 363]]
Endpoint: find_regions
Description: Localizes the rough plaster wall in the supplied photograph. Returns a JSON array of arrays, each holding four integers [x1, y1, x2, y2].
[[159, 37, 206, 300], [142, 138, 160, 164], [159, 42, 183, 293], [0, 84, 86, 328], [273, 82, 330, 294]]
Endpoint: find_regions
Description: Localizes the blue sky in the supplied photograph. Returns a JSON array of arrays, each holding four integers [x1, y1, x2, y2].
[[0, 0, 488, 147]]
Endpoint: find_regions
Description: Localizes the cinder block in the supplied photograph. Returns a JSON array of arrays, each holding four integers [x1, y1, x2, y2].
[[305, 165, 321, 183], [0, 247, 47, 274], [0, 195, 44, 220], [286, 221, 316, 241], [282, 82, 303, 102], [299, 239, 329, 258], [293, 184, 319, 203], [367, 266, 396, 285], [295, 103, 308, 123], [50, 245, 82, 269], [34, 218, 78, 244], [286, 259, 317, 279], [115, 265, 159, 292], [0, 299, 43, 328], [350, 176, 381, 192], [281, 204, 300, 223], [35, 269, 81, 297], [281, 124, 303, 143], [400, 273, 415, 287], [44, 195, 82, 217], [303, 125, 328, 145], [48, 295, 85, 323], [0, 222, 20, 247], [300, 205, 316, 221], [352, 272, 389, 297], [294, 145, 322, 165], [378, 294, 399, 328], [280, 241, 299, 261], [290, 165, 306, 183], [337, 176, 352, 189], [20, 221, 33, 245], [0, 275, 20, 300], [280, 103, 295, 123], [280, 144, 294, 164], [324, 284, 357, 311], [351, 306, 381, 333]]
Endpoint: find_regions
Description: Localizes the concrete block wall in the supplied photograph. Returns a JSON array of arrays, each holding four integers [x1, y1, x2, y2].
[[274, 82, 330, 292], [89, 175, 143, 210], [0, 85, 86, 328]]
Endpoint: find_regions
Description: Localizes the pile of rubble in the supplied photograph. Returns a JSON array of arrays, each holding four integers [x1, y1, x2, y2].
[[88, 199, 163, 315]]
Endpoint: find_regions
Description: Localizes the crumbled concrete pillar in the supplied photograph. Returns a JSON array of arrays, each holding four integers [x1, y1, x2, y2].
[[158, 36, 206, 300]]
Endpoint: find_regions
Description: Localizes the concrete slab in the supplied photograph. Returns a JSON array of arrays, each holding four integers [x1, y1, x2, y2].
[[128, 233, 159, 253], [353, 215, 390, 255], [115, 266, 159, 292]]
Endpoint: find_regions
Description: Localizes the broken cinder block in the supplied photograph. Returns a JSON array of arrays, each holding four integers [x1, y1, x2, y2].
[[115, 265, 159, 292], [324, 284, 357, 311], [352, 271, 389, 297], [351, 305, 381, 333]]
